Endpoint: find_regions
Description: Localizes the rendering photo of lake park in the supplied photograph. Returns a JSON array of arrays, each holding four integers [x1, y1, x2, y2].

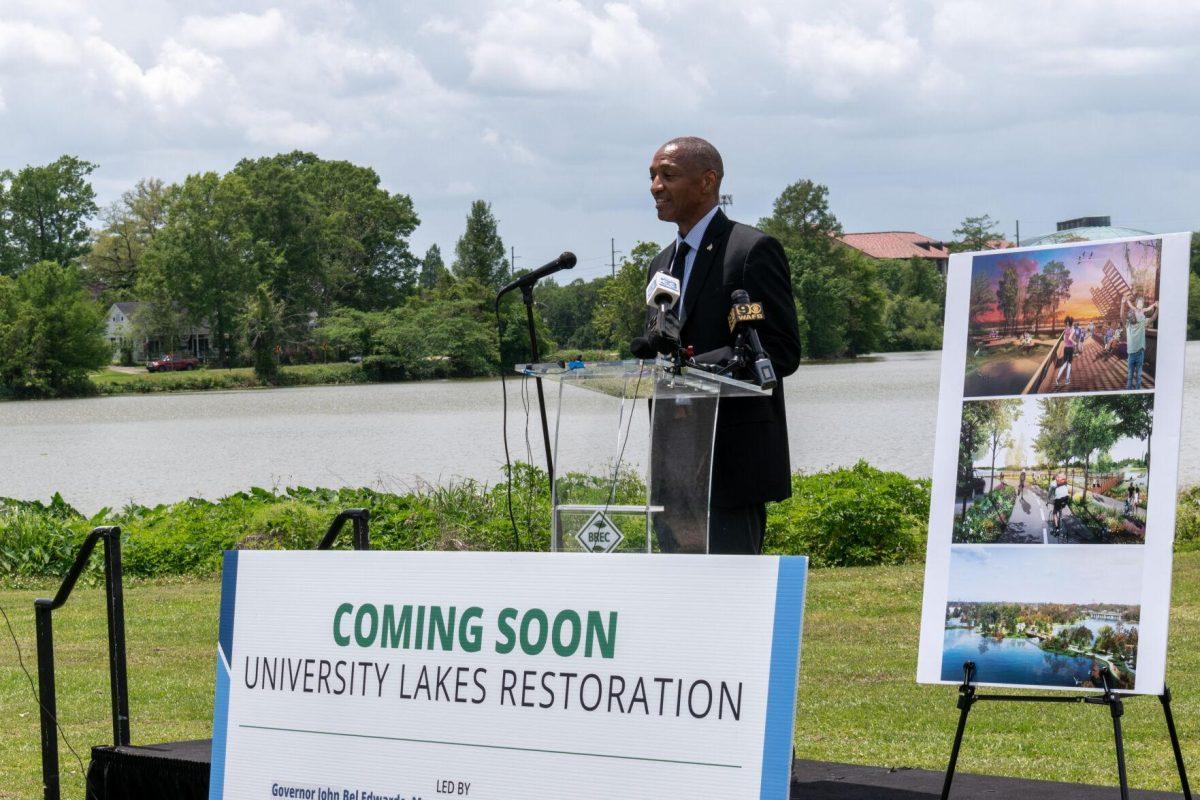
[[941, 547, 1143, 690], [953, 394, 1153, 544], [964, 238, 1162, 397]]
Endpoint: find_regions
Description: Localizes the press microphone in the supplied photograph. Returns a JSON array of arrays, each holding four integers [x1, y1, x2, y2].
[[728, 289, 777, 390], [645, 271, 681, 312], [629, 336, 657, 360], [496, 251, 576, 297]]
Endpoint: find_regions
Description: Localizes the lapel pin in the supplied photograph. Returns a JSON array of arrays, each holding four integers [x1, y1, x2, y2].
[[706, 243, 713, 251]]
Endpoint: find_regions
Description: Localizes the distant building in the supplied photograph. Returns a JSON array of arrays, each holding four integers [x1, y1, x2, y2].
[[837, 231, 951, 273], [104, 302, 211, 363], [1021, 216, 1151, 247]]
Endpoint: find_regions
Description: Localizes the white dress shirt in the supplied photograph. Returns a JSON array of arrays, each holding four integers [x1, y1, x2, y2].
[[674, 204, 720, 309]]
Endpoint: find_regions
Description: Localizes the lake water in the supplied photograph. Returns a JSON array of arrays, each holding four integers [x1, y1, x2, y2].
[[2, 345, 1198, 514], [940, 625, 1130, 688]]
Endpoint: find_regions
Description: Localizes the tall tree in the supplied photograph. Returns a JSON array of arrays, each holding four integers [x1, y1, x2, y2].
[[996, 265, 1020, 334], [593, 241, 659, 353], [419, 243, 448, 291], [969, 272, 993, 333], [453, 200, 508, 291], [84, 178, 173, 301], [951, 214, 1002, 253], [231, 152, 420, 315], [757, 179, 841, 257], [1067, 397, 1120, 503], [138, 172, 264, 367], [0, 261, 109, 397], [979, 400, 1020, 491], [241, 283, 285, 382], [1022, 272, 1053, 335], [1042, 260, 1072, 328], [0, 155, 98, 273], [1108, 394, 1154, 468]]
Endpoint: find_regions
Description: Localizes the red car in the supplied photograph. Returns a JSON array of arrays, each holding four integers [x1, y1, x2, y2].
[[146, 353, 201, 372]]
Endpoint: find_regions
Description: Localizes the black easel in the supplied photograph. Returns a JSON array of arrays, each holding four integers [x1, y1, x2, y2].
[[520, 283, 555, 487], [942, 661, 1192, 800]]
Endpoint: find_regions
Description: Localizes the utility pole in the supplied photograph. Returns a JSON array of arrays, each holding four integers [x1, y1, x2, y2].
[[610, 238, 618, 278], [1015, 221, 1020, 247], [510, 246, 517, 278], [719, 194, 733, 210]]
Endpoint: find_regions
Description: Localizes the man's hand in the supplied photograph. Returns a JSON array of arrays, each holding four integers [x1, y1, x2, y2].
[[648, 310, 682, 355]]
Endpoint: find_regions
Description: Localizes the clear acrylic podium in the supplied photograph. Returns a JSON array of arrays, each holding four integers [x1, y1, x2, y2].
[[516, 359, 769, 554]]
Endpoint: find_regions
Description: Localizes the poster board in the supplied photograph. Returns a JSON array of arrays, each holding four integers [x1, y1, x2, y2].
[[209, 551, 807, 799], [917, 233, 1192, 694]]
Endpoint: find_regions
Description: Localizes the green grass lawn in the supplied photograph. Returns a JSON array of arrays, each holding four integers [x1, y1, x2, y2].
[[3, 556, 1198, 799]]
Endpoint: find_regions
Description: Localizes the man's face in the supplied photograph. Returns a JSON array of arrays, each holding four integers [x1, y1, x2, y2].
[[649, 145, 713, 226]]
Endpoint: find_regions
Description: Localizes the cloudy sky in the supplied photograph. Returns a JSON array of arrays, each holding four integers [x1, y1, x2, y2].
[[2, 0, 1199, 280], [949, 546, 1142, 605]]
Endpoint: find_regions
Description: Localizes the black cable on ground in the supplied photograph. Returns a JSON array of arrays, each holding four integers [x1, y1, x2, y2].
[[0, 601, 97, 800], [494, 297, 522, 551]]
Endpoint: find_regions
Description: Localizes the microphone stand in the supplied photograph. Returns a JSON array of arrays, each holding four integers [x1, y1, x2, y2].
[[520, 283, 555, 488]]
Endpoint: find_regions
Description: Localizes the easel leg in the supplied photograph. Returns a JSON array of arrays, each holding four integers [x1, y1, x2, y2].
[[1102, 669, 1131, 800], [941, 662, 976, 800], [1160, 686, 1193, 800]]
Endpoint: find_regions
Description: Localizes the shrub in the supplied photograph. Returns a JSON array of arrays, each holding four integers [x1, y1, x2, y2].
[[765, 460, 931, 567], [1178, 485, 1200, 551]]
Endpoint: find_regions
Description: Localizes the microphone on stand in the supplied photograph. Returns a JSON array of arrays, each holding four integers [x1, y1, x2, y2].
[[496, 251, 577, 298], [728, 289, 777, 390], [639, 272, 682, 357]]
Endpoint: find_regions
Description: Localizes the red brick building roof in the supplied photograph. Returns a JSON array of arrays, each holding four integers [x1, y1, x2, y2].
[[837, 231, 951, 261]]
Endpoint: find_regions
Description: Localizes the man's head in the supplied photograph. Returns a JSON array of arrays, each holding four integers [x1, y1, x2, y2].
[[1133, 293, 1145, 310], [649, 137, 723, 233]]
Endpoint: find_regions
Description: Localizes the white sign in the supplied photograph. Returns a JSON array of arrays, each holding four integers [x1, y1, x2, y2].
[[574, 511, 624, 553], [210, 551, 807, 799], [917, 233, 1192, 695]]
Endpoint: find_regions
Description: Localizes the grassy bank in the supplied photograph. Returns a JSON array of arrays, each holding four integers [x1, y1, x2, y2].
[[2, 557, 1198, 798], [1, 463, 936, 580], [88, 362, 370, 395]]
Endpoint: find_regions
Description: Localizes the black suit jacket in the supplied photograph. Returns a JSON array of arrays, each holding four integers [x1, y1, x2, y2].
[[646, 209, 802, 508]]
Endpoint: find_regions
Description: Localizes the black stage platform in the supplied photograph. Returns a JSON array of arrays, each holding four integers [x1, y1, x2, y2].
[[85, 741, 1183, 800]]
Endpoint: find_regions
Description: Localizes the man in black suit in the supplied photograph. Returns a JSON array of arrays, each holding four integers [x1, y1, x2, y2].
[[644, 136, 801, 554]]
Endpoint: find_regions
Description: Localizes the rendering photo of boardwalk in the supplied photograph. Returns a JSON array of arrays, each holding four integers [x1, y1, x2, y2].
[[953, 394, 1153, 544], [941, 548, 1142, 690], [964, 238, 1162, 397]]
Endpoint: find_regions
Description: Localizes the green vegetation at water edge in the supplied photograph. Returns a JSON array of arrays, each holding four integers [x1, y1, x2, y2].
[[89, 362, 369, 395], [3, 556, 1199, 798], [0, 462, 930, 580]]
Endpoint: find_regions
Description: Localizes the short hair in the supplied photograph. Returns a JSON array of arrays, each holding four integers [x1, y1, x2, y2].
[[661, 136, 723, 195]]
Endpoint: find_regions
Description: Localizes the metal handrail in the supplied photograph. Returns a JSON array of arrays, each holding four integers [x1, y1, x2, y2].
[[35, 511, 370, 800], [316, 508, 371, 551], [35, 526, 129, 800]]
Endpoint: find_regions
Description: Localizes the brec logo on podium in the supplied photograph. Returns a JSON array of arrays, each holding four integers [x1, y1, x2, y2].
[[574, 511, 623, 553]]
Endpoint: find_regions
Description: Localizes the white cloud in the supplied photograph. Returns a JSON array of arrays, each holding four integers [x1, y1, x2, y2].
[[480, 127, 537, 164], [181, 8, 286, 51], [467, 0, 676, 97], [82, 36, 224, 108], [0, 20, 80, 67], [0, 0, 1198, 270], [783, 10, 919, 102]]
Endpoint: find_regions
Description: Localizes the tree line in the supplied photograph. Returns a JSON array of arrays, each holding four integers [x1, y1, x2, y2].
[[2, 153, 1196, 399]]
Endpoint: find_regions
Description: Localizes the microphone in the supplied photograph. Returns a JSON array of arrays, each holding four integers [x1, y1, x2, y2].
[[644, 272, 683, 356], [496, 251, 576, 297], [728, 289, 777, 390], [645, 271, 681, 311], [629, 336, 657, 360]]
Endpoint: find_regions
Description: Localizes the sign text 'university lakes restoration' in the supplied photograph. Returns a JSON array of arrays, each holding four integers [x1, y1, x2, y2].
[[210, 551, 807, 800]]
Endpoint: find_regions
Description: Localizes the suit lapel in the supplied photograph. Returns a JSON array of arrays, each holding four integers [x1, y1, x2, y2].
[[681, 209, 732, 323]]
